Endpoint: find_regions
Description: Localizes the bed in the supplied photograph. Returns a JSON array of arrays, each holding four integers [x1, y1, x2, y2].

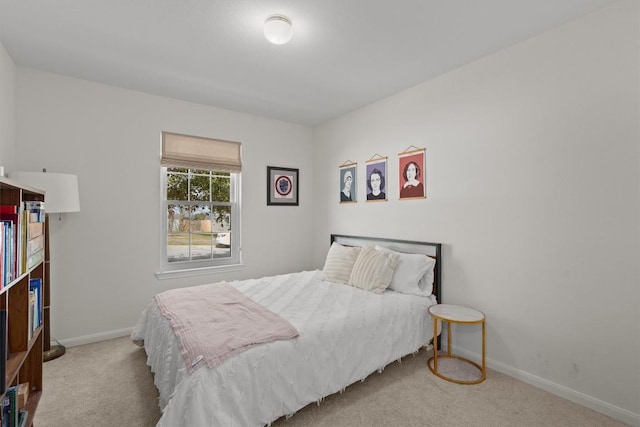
[[131, 234, 442, 426]]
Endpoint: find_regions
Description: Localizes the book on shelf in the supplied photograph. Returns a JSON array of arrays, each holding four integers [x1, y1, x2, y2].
[[25, 250, 44, 271], [16, 410, 26, 427], [15, 383, 28, 411], [0, 223, 4, 290], [0, 206, 17, 215], [0, 203, 32, 281], [23, 204, 45, 272], [27, 222, 43, 239], [27, 293, 32, 342], [22, 201, 44, 223], [0, 210, 20, 270], [0, 385, 28, 427], [2, 394, 8, 427], [26, 235, 44, 257], [25, 232, 44, 271], [2, 385, 17, 427], [28, 279, 42, 334], [0, 310, 5, 395], [0, 221, 15, 287]]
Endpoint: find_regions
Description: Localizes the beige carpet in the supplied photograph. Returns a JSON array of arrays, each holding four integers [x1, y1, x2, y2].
[[34, 336, 629, 427]]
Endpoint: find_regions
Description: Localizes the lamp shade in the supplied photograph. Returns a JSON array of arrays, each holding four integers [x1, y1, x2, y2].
[[9, 171, 80, 213], [264, 15, 292, 45]]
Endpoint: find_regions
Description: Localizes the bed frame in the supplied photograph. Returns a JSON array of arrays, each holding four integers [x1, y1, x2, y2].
[[136, 235, 444, 425], [330, 234, 442, 303], [331, 234, 443, 350]]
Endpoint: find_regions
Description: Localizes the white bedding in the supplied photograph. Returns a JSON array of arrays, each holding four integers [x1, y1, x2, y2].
[[131, 269, 438, 427]]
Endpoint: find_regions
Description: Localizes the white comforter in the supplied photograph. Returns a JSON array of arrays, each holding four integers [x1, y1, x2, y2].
[[131, 270, 438, 427]]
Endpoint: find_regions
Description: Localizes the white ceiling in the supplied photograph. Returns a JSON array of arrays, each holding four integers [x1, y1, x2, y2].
[[0, 0, 616, 126]]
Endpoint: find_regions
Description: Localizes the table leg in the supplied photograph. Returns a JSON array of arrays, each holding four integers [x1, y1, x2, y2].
[[481, 319, 486, 379], [433, 317, 438, 372], [447, 320, 451, 357]]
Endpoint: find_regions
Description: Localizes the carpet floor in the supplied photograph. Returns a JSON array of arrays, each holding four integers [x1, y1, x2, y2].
[[34, 336, 629, 427]]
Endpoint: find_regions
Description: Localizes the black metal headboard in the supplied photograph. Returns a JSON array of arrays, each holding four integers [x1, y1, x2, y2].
[[330, 234, 442, 303]]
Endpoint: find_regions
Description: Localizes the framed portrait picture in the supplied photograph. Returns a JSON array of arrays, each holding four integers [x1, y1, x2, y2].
[[365, 155, 387, 202], [398, 147, 426, 200], [339, 162, 357, 203], [267, 166, 299, 206]]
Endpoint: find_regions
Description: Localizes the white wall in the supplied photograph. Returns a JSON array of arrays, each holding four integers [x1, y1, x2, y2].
[[313, 0, 639, 424], [0, 40, 16, 167], [13, 69, 314, 345], [5, 0, 638, 424]]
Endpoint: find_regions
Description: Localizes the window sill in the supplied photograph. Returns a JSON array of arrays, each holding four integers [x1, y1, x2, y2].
[[155, 263, 244, 280]]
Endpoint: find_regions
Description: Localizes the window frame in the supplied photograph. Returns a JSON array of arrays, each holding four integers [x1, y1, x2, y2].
[[156, 167, 242, 279]]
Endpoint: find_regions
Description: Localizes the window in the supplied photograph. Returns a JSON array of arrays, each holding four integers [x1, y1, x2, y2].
[[159, 132, 241, 275]]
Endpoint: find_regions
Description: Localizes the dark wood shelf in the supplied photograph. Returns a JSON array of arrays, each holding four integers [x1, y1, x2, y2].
[[23, 390, 42, 426], [0, 178, 45, 427]]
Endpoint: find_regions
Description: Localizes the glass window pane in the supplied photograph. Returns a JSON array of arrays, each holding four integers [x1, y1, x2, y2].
[[191, 206, 211, 230], [167, 204, 191, 262], [211, 206, 231, 229], [214, 232, 231, 258], [168, 167, 188, 173], [167, 232, 190, 263], [212, 205, 231, 258], [191, 229, 213, 260], [211, 175, 230, 202], [190, 172, 211, 202], [191, 169, 211, 175], [167, 172, 188, 201]]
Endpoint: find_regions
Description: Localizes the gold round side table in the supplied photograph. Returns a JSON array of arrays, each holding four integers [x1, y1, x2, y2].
[[428, 304, 486, 384]]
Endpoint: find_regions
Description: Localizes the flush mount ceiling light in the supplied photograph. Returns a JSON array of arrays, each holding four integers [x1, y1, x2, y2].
[[264, 14, 292, 45]]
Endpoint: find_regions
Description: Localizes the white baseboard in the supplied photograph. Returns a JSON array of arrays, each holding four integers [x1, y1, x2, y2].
[[56, 327, 133, 348], [450, 345, 640, 426]]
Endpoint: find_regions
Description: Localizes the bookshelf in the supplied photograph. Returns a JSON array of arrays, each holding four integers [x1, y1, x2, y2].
[[0, 176, 45, 427]]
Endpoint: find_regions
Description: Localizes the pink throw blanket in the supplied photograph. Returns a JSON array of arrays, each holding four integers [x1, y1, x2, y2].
[[155, 282, 299, 373]]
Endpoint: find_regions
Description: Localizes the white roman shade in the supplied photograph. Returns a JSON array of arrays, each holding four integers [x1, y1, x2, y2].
[[161, 132, 242, 172]]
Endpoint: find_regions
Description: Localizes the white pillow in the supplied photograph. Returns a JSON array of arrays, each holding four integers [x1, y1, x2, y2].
[[418, 256, 436, 295], [322, 242, 361, 284], [375, 245, 436, 296], [348, 246, 399, 294]]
